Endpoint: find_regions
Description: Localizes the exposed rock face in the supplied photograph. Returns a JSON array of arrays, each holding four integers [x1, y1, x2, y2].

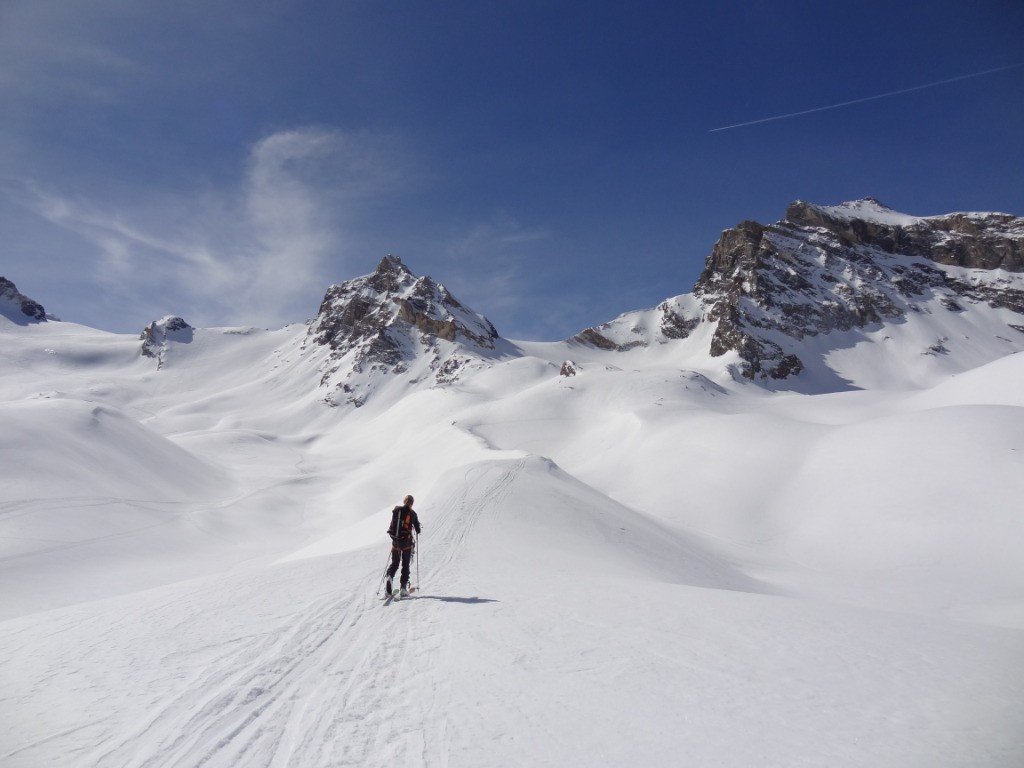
[[571, 327, 624, 351], [692, 199, 1024, 379], [140, 316, 194, 368], [571, 198, 1024, 382], [0, 277, 47, 324], [569, 296, 701, 351], [307, 255, 500, 406], [786, 199, 1024, 271]]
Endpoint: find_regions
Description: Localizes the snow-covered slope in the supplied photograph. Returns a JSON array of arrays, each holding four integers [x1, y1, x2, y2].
[[2, 202, 1024, 766], [6, 453, 1020, 768], [574, 199, 1024, 390]]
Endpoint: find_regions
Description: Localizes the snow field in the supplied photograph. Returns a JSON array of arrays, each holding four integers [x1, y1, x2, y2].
[[6, 454, 1022, 767], [2, 318, 1023, 766]]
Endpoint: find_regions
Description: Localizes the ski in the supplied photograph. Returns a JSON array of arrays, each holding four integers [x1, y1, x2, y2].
[[379, 586, 415, 605]]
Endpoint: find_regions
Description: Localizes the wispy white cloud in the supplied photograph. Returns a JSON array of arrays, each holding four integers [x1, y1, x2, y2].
[[438, 214, 555, 338], [0, 1, 150, 106], [5, 127, 408, 328], [445, 215, 551, 261]]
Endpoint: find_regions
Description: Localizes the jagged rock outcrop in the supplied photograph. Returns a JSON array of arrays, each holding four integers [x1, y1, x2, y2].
[[0, 277, 47, 324], [786, 198, 1024, 271], [569, 294, 702, 352], [140, 316, 193, 368], [572, 327, 625, 351], [692, 199, 1024, 379], [571, 198, 1024, 383], [307, 255, 500, 406]]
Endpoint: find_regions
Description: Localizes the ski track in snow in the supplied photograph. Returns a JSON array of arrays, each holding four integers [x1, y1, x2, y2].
[[0, 460, 528, 768], [2, 554, 450, 768], [3, 453, 1024, 767]]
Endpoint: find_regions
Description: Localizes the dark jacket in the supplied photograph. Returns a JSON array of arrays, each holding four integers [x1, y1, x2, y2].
[[388, 505, 420, 549]]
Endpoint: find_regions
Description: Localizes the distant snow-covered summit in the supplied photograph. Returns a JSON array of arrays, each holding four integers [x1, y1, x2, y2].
[[575, 199, 1024, 387], [0, 277, 47, 324], [307, 255, 502, 406]]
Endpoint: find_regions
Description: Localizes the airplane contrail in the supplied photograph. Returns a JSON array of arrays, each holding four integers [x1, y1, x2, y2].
[[709, 62, 1024, 133]]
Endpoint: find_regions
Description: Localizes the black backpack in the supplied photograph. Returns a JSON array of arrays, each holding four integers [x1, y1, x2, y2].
[[388, 506, 415, 545]]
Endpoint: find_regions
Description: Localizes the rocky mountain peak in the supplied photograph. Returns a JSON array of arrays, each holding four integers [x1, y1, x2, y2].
[[0, 277, 47, 324], [785, 197, 1024, 271], [786, 197, 909, 229], [572, 199, 1024, 386], [696, 199, 1024, 380], [307, 256, 500, 406], [367, 254, 416, 292]]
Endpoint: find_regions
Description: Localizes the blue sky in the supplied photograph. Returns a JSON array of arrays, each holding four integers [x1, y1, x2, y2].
[[2, 1, 1023, 340]]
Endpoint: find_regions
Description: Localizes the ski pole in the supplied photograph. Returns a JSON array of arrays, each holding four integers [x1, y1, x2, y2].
[[415, 531, 420, 589], [376, 549, 392, 597]]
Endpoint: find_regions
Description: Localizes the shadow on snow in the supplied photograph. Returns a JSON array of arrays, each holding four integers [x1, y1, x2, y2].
[[406, 595, 499, 605]]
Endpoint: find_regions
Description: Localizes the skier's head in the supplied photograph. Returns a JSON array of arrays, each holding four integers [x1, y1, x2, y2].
[[403, 495, 414, 507]]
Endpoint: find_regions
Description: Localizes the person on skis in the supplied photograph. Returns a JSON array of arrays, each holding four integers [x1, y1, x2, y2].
[[385, 495, 421, 597]]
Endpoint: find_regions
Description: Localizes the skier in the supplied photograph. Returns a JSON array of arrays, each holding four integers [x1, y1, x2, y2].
[[385, 495, 421, 597]]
